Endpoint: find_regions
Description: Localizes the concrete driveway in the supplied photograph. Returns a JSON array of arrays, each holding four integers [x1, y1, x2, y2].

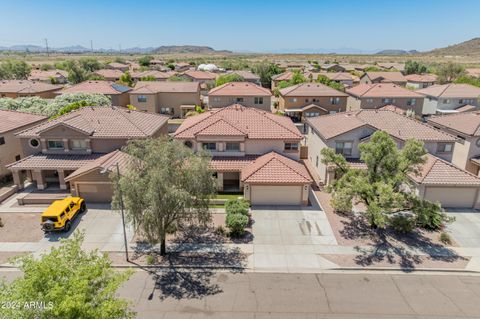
[[446, 209, 480, 247], [250, 192, 339, 271]]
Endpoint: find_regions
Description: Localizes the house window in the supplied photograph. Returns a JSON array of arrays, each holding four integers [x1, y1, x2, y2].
[[235, 97, 244, 103], [366, 98, 373, 103], [305, 99, 309, 103], [284, 142, 299, 151], [290, 98, 297, 102], [437, 143, 453, 153], [443, 99, 450, 104], [382, 98, 393, 104], [225, 142, 240, 152], [137, 95, 147, 103], [330, 97, 340, 105], [29, 139, 40, 148], [0, 137, 4, 145], [202, 143, 216, 151], [254, 97, 263, 105], [315, 155, 319, 167], [329, 111, 337, 114], [305, 112, 320, 117], [335, 141, 353, 156], [71, 139, 87, 150], [160, 107, 172, 115], [47, 140, 64, 150], [312, 98, 319, 103], [213, 97, 221, 102], [407, 98, 416, 106], [184, 141, 193, 148], [15, 155, 21, 161]]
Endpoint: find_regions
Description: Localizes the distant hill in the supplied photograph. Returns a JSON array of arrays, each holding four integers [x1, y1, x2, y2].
[[376, 49, 419, 55], [151, 45, 232, 54], [428, 37, 480, 56]]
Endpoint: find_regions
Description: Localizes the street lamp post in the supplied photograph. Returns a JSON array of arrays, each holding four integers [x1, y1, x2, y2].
[[115, 163, 129, 262]]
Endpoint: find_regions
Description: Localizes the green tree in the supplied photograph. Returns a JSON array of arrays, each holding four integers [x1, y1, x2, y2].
[[140, 75, 157, 81], [78, 57, 103, 72], [315, 75, 345, 91], [454, 75, 480, 88], [0, 60, 31, 80], [67, 62, 88, 84], [112, 138, 217, 255], [215, 73, 244, 86], [436, 62, 466, 84], [404, 61, 428, 75], [138, 55, 153, 67], [322, 131, 450, 230], [88, 74, 106, 81], [167, 75, 191, 82], [251, 61, 282, 88], [40, 63, 53, 71], [119, 71, 134, 87], [0, 232, 134, 319]]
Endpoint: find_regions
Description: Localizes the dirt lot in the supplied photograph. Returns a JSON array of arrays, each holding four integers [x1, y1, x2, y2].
[[0, 213, 43, 242]]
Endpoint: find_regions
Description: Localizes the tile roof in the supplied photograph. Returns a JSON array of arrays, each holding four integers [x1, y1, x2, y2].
[[227, 70, 260, 81], [241, 152, 312, 184], [466, 68, 480, 77], [306, 107, 456, 142], [376, 63, 405, 71], [28, 70, 68, 81], [428, 112, 480, 136], [346, 83, 423, 98], [183, 70, 217, 80], [210, 155, 258, 172], [279, 83, 348, 97], [0, 80, 62, 93], [0, 110, 47, 134], [416, 83, 480, 98], [93, 69, 124, 79], [208, 82, 271, 96], [455, 104, 477, 112], [17, 106, 169, 138], [174, 104, 302, 140], [272, 71, 294, 81], [405, 74, 437, 83], [131, 70, 175, 80], [130, 81, 200, 94], [108, 62, 128, 69], [7, 153, 105, 170], [64, 150, 132, 181], [322, 72, 354, 81], [363, 71, 407, 83], [410, 154, 480, 186], [60, 81, 131, 95]]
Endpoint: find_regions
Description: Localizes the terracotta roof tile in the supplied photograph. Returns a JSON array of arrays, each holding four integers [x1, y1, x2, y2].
[[0, 110, 47, 134], [279, 83, 348, 97], [364, 71, 406, 83], [208, 82, 271, 96], [416, 83, 480, 98], [227, 70, 260, 81], [131, 70, 175, 80], [174, 104, 302, 140], [307, 108, 456, 142], [93, 69, 124, 79], [347, 83, 423, 98], [28, 70, 68, 81], [241, 152, 312, 184], [405, 74, 437, 83], [272, 71, 294, 81], [428, 112, 480, 136], [7, 153, 105, 170], [17, 106, 168, 138], [210, 155, 258, 172], [130, 81, 200, 94], [0, 80, 62, 93], [183, 70, 216, 80], [60, 81, 131, 95]]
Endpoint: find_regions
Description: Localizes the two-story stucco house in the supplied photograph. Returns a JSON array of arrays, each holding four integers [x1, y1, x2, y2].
[[131, 70, 176, 82], [57, 80, 132, 107], [0, 80, 62, 98], [359, 72, 407, 86], [7, 106, 169, 203], [129, 81, 201, 118], [278, 83, 348, 123], [405, 74, 437, 89], [28, 70, 68, 84], [208, 82, 272, 111], [304, 107, 480, 208], [428, 112, 480, 175], [0, 110, 47, 180], [346, 83, 425, 115], [173, 104, 312, 205], [416, 83, 480, 115]]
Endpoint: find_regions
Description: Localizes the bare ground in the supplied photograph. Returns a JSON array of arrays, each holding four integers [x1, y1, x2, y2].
[[0, 213, 44, 242]]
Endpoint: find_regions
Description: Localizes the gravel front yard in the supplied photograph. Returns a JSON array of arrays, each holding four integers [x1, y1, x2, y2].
[[0, 213, 44, 242]]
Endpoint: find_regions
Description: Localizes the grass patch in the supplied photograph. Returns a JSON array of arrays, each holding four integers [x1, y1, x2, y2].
[[216, 193, 243, 200]]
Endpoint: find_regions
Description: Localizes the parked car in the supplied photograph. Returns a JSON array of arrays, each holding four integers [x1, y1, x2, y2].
[[41, 197, 86, 232]]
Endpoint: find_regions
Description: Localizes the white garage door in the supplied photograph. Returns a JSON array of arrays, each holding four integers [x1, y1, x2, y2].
[[250, 185, 302, 205], [424, 187, 477, 208], [77, 183, 113, 203]]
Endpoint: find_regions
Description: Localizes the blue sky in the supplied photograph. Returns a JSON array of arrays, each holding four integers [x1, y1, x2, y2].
[[0, 0, 479, 52]]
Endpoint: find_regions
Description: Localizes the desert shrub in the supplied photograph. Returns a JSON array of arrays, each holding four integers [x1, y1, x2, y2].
[[390, 213, 415, 234], [413, 199, 453, 230], [225, 198, 250, 216], [330, 190, 353, 213], [214, 225, 226, 236], [146, 254, 155, 265], [226, 213, 248, 237], [439, 232, 453, 245]]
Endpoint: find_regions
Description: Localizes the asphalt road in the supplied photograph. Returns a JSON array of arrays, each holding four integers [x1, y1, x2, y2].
[[117, 269, 480, 319], [2, 269, 480, 318]]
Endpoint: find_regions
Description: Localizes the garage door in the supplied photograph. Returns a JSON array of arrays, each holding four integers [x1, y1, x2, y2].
[[250, 185, 302, 205], [77, 183, 114, 203], [424, 187, 477, 208]]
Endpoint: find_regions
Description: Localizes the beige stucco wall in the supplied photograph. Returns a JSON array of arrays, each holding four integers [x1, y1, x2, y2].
[[244, 184, 309, 205], [278, 95, 347, 112], [348, 96, 425, 115], [208, 95, 271, 111], [130, 92, 201, 117], [244, 139, 300, 160]]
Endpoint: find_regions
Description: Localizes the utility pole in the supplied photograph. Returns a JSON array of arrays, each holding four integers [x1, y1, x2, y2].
[[119, 44, 122, 53], [44, 38, 49, 56], [90, 40, 93, 52]]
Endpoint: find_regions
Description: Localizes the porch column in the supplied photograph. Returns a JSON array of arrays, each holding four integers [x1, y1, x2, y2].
[[217, 173, 224, 191], [40, 138, 47, 152], [63, 139, 69, 153], [240, 142, 245, 152], [12, 170, 23, 190], [58, 170, 67, 190], [33, 170, 45, 190], [85, 139, 92, 154]]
